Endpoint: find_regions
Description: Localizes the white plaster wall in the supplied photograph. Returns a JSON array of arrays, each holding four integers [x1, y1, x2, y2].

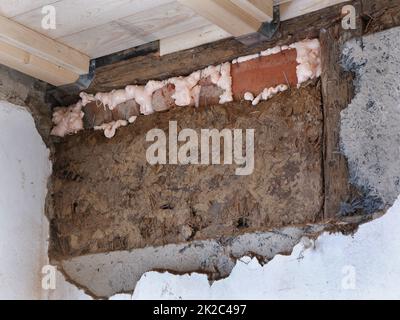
[[0, 100, 89, 300]]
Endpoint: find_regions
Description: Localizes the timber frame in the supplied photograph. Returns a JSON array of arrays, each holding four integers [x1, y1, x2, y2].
[[48, 0, 400, 220]]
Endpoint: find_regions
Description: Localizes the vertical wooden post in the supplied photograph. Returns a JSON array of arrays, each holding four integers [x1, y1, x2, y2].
[[320, 1, 362, 219]]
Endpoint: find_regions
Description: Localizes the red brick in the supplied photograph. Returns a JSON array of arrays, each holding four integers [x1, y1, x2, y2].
[[198, 76, 223, 107], [112, 99, 140, 120], [152, 83, 176, 112], [199, 84, 223, 107], [83, 100, 140, 128], [231, 49, 298, 100], [83, 102, 113, 128]]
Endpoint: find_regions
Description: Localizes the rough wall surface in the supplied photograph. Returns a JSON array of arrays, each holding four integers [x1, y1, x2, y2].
[[0, 65, 53, 147], [50, 84, 323, 259], [341, 26, 400, 207], [60, 225, 323, 298]]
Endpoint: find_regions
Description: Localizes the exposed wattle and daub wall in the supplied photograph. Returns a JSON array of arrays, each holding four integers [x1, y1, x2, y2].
[[50, 84, 323, 259]]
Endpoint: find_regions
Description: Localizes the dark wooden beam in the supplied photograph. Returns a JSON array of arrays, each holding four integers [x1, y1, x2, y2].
[[319, 0, 362, 219], [361, 0, 400, 35], [87, 2, 347, 94]]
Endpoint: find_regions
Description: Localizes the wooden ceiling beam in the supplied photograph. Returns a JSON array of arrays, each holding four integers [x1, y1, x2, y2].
[[162, 0, 349, 55], [0, 15, 90, 86], [177, 0, 267, 37], [0, 40, 79, 87], [160, 24, 232, 56], [231, 0, 274, 22]]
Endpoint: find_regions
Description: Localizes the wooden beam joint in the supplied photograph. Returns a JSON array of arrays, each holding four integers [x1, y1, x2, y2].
[[0, 15, 90, 86]]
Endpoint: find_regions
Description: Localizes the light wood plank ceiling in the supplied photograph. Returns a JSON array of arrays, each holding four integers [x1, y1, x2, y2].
[[0, 0, 348, 59], [0, 0, 349, 86], [0, 0, 215, 58]]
